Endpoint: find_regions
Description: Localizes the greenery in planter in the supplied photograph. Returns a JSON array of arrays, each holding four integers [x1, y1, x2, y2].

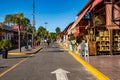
[[0, 39, 12, 49], [68, 34, 76, 41]]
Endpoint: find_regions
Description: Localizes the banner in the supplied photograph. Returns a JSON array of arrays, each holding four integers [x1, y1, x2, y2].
[[12, 25, 24, 30]]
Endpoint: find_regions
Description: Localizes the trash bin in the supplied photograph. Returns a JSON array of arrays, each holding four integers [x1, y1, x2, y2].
[[2, 49, 8, 59]]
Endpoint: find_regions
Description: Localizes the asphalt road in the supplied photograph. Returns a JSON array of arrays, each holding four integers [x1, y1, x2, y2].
[[0, 43, 98, 80]]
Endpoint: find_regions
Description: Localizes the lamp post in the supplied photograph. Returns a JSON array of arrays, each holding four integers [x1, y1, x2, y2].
[[44, 22, 48, 29], [44, 22, 48, 39]]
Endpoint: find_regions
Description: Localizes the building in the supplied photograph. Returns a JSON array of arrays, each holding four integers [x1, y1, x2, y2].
[[61, 0, 120, 55]]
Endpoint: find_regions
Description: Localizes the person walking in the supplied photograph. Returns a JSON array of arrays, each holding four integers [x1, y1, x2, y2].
[[47, 39, 50, 47], [84, 41, 89, 62], [79, 40, 86, 57]]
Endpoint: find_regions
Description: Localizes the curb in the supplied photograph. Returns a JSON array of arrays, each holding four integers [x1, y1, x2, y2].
[[60, 44, 110, 80], [8, 47, 42, 56]]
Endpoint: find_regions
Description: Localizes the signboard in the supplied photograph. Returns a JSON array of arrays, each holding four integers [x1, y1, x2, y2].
[[12, 25, 24, 30]]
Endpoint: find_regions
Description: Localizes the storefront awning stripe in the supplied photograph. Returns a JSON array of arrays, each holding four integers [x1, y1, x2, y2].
[[90, 0, 103, 10], [70, 0, 103, 31]]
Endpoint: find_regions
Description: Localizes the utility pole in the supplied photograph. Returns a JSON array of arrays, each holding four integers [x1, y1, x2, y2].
[[33, 0, 35, 26], [32, 0, 35, 48]]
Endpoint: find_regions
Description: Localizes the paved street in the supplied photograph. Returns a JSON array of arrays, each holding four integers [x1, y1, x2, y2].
[[0, 43, 97, 80]]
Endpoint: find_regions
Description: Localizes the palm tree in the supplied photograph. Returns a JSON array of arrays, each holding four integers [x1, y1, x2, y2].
[[0, 22, 6, 28], [4, 14, 13, 26], [24, 23, 32, 46], [12, 13, 24, 52], [22, 18, 31, 38], [37, 26, 49, 39], [12, 13, 24, 24]]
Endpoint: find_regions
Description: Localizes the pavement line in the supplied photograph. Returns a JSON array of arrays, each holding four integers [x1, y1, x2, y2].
[[68, 51, 110, 80], [0, 58, 28, 77], [59, 44, 110, 80]]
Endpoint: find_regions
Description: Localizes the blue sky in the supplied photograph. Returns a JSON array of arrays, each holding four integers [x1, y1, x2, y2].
[[0, 0, 88, 32]]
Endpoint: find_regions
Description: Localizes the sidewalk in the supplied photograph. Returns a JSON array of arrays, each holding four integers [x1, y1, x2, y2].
[[8, 46, 42, 56], [89, 55, 120, 80], [60, 43, 120, 80]]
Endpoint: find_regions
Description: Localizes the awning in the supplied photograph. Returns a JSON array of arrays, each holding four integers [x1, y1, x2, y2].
[[12, 25, 24, 30], [69, 0, 103, 31], [71, 5, 91, 31], [90, 0, 103, 10]]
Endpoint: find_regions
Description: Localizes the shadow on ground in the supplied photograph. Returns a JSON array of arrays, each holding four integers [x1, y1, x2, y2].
[[0, 66, 8, 69], [45, 50, 65, 53], [8, 55, 34, 59]]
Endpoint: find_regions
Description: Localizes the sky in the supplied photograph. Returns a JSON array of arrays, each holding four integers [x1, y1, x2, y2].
[[0, 0, 88, 32]]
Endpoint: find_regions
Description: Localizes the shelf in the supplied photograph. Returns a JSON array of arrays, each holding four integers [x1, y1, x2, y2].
[[98, 49, 110, 52], [112, 30, 120, 52], [96, 30, 110, 52]]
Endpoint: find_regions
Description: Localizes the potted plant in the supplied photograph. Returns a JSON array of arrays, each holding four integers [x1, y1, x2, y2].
[[0, 39, 12, 59]]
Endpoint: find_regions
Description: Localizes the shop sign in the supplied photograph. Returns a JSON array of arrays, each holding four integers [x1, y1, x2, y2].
[[12, 25, 24, 30]]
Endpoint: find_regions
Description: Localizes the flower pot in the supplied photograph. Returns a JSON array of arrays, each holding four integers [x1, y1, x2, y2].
[[2, 49, 8, 59]]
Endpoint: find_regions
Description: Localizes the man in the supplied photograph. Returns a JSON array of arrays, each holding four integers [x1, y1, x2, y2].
[[79, 40, 86, 57]]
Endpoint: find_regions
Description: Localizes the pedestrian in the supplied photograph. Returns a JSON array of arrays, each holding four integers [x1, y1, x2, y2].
[[47, 39, 50, 47], [69, 41, 73, 51], [34, 41, 36, 48], [84, 41, 89, 62], [79, 40, 86, 57]]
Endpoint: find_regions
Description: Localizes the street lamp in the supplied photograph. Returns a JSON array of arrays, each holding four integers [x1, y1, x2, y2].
[[44, 22, 48, 29]]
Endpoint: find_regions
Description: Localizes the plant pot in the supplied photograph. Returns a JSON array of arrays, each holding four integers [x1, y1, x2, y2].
[[2, 49, 8, 59]]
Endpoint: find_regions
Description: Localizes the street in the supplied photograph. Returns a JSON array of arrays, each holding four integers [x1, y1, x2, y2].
[[0, 43, 97, 80]]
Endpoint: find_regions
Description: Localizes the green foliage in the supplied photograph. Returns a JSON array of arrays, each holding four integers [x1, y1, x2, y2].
[[12, 13, 24, 25], [55, 27, 61, 35], [0, 22, 5, 28], [36, 38, 41, 45], [0, 39, 12, 49], [49, 32, 57, 40], [4, 14, 13, 26], [4, 13, 32, 30], [37, 26, 47, 37], [68, 34, 75, 41]]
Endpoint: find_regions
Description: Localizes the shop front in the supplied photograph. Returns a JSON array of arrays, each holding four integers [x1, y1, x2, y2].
[[70, 0, 120, 55]]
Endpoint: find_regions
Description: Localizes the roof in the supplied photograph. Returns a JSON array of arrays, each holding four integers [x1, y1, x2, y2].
[[62, 22, 74, 34], [70, 0, 103, 31], [77, 0, 94, 16]]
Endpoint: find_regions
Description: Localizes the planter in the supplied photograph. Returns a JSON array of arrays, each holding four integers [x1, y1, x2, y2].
[[0, 39, 12, 59], [2, 49, 8, 59]]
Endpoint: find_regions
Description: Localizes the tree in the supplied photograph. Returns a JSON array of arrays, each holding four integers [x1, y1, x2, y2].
[[49, 32, 57, 40], [37, 26, 47, 38], [12, 13, 24, 52], [3, 13, 34, 51], [12, 13, 24, 25], [4, 14, 13, 26], [55, 27, 61, 35], [22, 18, 31, 46], [0, 22, 6, 28]]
